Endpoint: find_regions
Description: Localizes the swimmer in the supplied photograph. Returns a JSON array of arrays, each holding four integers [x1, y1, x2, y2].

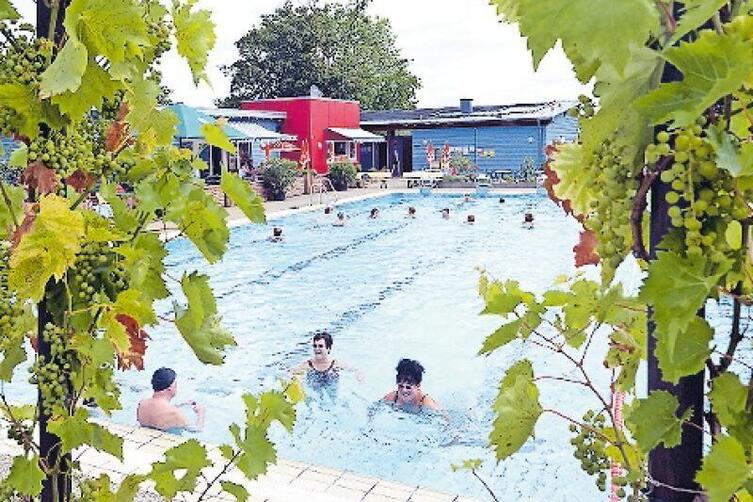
[[382, 359, 441, 411], [498, 197, 506, 203], [324, 206, 333, 215], [441, 208, 450, 220], [466, 214, 475, 225], [332, 212, 347, 227], [137, 368, 205, 432], [463, 193, 471, 203], [292, 332, 362, 383], [523, 212, 534, 229], [269, 227, 283, 242], [369, 208, 380, 219], [406, 207, 416, 218]]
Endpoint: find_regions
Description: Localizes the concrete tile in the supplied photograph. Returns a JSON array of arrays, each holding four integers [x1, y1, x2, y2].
[[289, 476, 331, 493], [371, 482, 416, 500], [363, 494, 407, 502], [326, 484, 368, 501], [265, 462, 305, 480], [408, 488, 457, 502], [335, 473, 379, 492], [145, 433, 184, 450], [296, 469, 339, 486], [307, 464, 345, 477]]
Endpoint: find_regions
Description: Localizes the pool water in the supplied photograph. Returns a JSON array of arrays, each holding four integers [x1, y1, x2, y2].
[[6, 192, 650, 499]]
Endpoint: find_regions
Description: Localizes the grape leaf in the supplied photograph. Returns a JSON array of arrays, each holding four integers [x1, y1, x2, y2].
[[0, 0, 19, 20], [696, 436, 752, 502], [573, 229, 599, 267], [220, 481, 248, 502], [149, 439, 210, 499], [9, 195, 85, 301], [233, 425, 277, 480], [0, 83, 43, 139], [605, 327, 644, 392], [654, 317, 712, 384], [65, 169, 94, 193], [259, 391, 296, 432], [174, 272, 236, 365], [709, 372, 748, 428], [64, 0, 148, 66], [6, 454, 44, 496], [479, 277, 534, 315], [668, 0, 728, 46], [114, 288, 156, 326], [201, 122, 237, 154], [491, 0, 658, 76], [47, 408, 123, 460], [479, 319, 522, 355], [166, 186, 228, 263], [638, 251, 728, 337], [52, 60, 119, 119], [706, 126, 753, 178], [39, 39, 88, 98], [114, 234, 169, 302], [636, 30, 753, 127], [220, 172, 266, 224], [0, 183, 23, 238], [8, 144, 27, 168], [625, 390, 690, 453], [172, 0, 216, 85], [0, 344, 25, 382], [20, 162, 59, 195], [114, 314, 148, 371], [489, 359, 542, 460], [549, 143, 597, 218]]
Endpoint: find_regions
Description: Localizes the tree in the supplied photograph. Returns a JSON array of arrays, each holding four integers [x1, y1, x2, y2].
[[470, 1, 753, 502], [217, 0, 421, 110], [0, 1, 301, 500]]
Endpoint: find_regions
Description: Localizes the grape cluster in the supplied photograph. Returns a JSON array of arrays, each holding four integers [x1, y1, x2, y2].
[[69, 241, 129, 308], [27, 128, 95, 180], [647, 119, 753, 260], [567, 94, 595, 119], [0, 481, 23, 501], [0, 21, 48, 86], [0, 242, 25, 339], [569, 411, 611, 491], [6, 422, 31, 446], [147, 20, 172, 59], [29, 323, 76, 417], [583, 135, 640, 281]]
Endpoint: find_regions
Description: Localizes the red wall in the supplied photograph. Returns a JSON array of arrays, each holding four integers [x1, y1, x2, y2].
[[241, 97, 361, 174]]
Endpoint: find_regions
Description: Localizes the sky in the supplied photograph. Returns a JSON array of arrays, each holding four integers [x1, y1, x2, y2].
[[18, 0, 591, 109]]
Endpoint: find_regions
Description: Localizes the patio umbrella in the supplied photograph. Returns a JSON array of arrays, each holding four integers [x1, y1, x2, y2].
[[440, 142, 451, 173], [261, 140, 301, 161], [299, 139, 311, 170], [425, 141, 435, 168]]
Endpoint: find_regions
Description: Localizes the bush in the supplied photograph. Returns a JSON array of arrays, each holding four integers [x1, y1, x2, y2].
[[327, 157, 359, 191], [449, 152, 474, 175], [259, 158, 298, 200]]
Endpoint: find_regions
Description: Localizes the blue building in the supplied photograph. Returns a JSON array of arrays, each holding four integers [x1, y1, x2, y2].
[[359, 99, 578, 176]]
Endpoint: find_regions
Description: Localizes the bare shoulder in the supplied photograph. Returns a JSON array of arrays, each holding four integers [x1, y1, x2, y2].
[[382, 391, 396, 402], [421, 394, 442, 411]]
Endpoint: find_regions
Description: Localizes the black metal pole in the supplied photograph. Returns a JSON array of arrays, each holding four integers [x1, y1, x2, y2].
[[646, 34, 704, 502], [36, 3, 71, 502]]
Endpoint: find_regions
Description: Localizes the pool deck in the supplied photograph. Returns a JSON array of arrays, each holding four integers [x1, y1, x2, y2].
[[0, 421, 481, 501]]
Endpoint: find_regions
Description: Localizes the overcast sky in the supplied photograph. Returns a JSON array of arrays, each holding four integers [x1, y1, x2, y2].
[[19, 0, 591, 109]]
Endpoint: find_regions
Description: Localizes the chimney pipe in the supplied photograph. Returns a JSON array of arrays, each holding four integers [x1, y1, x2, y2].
[[460, 98, 473, 114]]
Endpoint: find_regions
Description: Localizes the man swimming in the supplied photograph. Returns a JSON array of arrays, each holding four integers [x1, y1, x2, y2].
[[292, 332, 362, 384], [441, 208, 450, 220], [137, 368, 205, 432], [332, 212, 347, 226], [382, 359, 441, 411]]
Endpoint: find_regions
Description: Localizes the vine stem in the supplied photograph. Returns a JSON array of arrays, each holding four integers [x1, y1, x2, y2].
[[195, 450, 240, 501], [0, 392, 42, 459], [46, 0, 61, 64], [630, 156, 672, 260], [646, 475, 706, 496], [471, 469, 500, 502], [541, 409, 613, 443], [0, 182, 20, 228]]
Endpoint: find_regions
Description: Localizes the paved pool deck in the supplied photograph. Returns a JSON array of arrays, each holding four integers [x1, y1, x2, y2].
[[0, 421, 481, 501]]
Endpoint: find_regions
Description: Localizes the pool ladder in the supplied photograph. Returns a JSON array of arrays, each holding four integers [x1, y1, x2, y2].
[[311, 176, 338, 207]]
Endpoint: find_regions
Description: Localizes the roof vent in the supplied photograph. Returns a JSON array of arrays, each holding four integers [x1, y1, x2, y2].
[[460, 98, 473, 114]]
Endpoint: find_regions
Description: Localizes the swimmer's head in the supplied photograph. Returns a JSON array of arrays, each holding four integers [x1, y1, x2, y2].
[[312, 331, 332, 356], [337, 212, 345, 220], [499, 198, 506, 203], [324, 206, 332, 215], [151, 367, 177, 395], [408, 207, 416, 215], [524, 213, 534, 223], [273, 227, 283, 237], [370, 208, 379, 218], [396, 359, 424, 401], [467, 214, 475, 224]]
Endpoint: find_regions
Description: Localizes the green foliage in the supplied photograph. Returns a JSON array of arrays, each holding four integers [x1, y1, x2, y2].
[[258, 158, 297, 199], [708, 372, 748, 428], [6, 454, 45, 497], [696, 436, 752, 502], [201, 121, 236, 154], [217, 1, 420, 109], [171, 0, 216, 85], [625, 391, 689, 453], [654, 317, 712, 384], [150, 440, 210, 499], [220, 172, 266, 224], [489, 360, 541, 460], [327, 157, 358, 190]]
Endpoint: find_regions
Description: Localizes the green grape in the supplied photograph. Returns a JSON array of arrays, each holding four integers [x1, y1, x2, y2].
[[665, 191, 680, 204]]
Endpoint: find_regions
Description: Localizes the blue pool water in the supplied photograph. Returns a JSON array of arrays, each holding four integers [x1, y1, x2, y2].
[[5, 192, 659, 499]]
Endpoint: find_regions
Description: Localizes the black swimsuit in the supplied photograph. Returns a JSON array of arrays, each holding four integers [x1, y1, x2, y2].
[[306, 359, 339, 386], [393, 392, 428, 407]]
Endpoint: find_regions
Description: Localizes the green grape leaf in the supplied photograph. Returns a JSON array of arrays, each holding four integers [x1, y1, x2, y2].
[[174, 272, 236, 365], [234, 425, 277, 480], [550, 142, 597, 218], [284, 378, 305, 404], [625, 390, 689, 453], [0, 404, 35, 423], [52, 61, 119, 119], [726, 220, 743, 250], [0, 0, 19, 20], [100, 311, 129, 353], [166, 186, 228, 263], [0, 83, 43, 139], [47, 409, 123, 460], [172, 0, 216, 85], [450, 459, 483, 472], [489, 360, 542, 460], [220, 172, 265, 223], [64, 0, 148, 65], [0, 183, 23, 239], [142, 107, 178, 151], [6, 454, 44, 496], [99, 182, 138, 233], [8, 145, 27, 168], [490, 0, 658, 76], [259, 391, 296, 432], [125, 76, 159, 134], [114, 289, 156, 326], [149, 439, 210, 499], [479, 278, 534, 315], [638, 251, 727, 338], [668, 0, 728, 46], [220, 481, 248, 502], [39, 39, 88, 98], [0, 344, 25, 382], [654, 317, 712, 384], [605, 326, 645, 392], [9, 195, 85, 301], [636, 30, 753, 127], [480, 319, 522, 355], [706, 126, 753, 178], [201, 122, 236, 154], [709, 372, 748, 428], [114, 233, 169, 302], [115, 474, 146, 501], [696, 436, 752, 502]]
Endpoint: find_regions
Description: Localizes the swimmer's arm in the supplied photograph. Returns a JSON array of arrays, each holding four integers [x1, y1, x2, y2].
[[422, 396, 450, 422], [290, 361, 308, 378], [382, 391, 396, 403], [336, 361, 364, 382]]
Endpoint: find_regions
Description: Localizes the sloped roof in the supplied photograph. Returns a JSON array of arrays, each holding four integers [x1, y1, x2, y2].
[[360, 100, 576, 127], [169, 103, 246, 140]]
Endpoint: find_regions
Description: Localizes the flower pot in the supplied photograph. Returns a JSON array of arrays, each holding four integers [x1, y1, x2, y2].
[[331, 179, 348, 191], [266, 188, 286, 201]]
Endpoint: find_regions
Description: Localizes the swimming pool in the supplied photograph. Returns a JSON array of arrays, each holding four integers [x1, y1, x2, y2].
[[4, 192, 634, 499]]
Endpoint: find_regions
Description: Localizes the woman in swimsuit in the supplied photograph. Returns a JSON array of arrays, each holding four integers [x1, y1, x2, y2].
[[292, 331, 362, 385], [382, 359, 441, 411]]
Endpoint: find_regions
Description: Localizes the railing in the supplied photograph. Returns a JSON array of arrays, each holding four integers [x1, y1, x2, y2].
[[310, 175, 338, 206]]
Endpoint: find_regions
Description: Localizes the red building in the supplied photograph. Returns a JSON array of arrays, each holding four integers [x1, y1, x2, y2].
[[241, 97, 383, 174]]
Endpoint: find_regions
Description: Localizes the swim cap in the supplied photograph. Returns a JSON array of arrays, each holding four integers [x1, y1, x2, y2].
[[151, 367, 176, 392]]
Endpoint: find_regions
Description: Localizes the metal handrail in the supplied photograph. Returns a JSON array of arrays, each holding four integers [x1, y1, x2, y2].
[[309, 175, 338, 206]]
